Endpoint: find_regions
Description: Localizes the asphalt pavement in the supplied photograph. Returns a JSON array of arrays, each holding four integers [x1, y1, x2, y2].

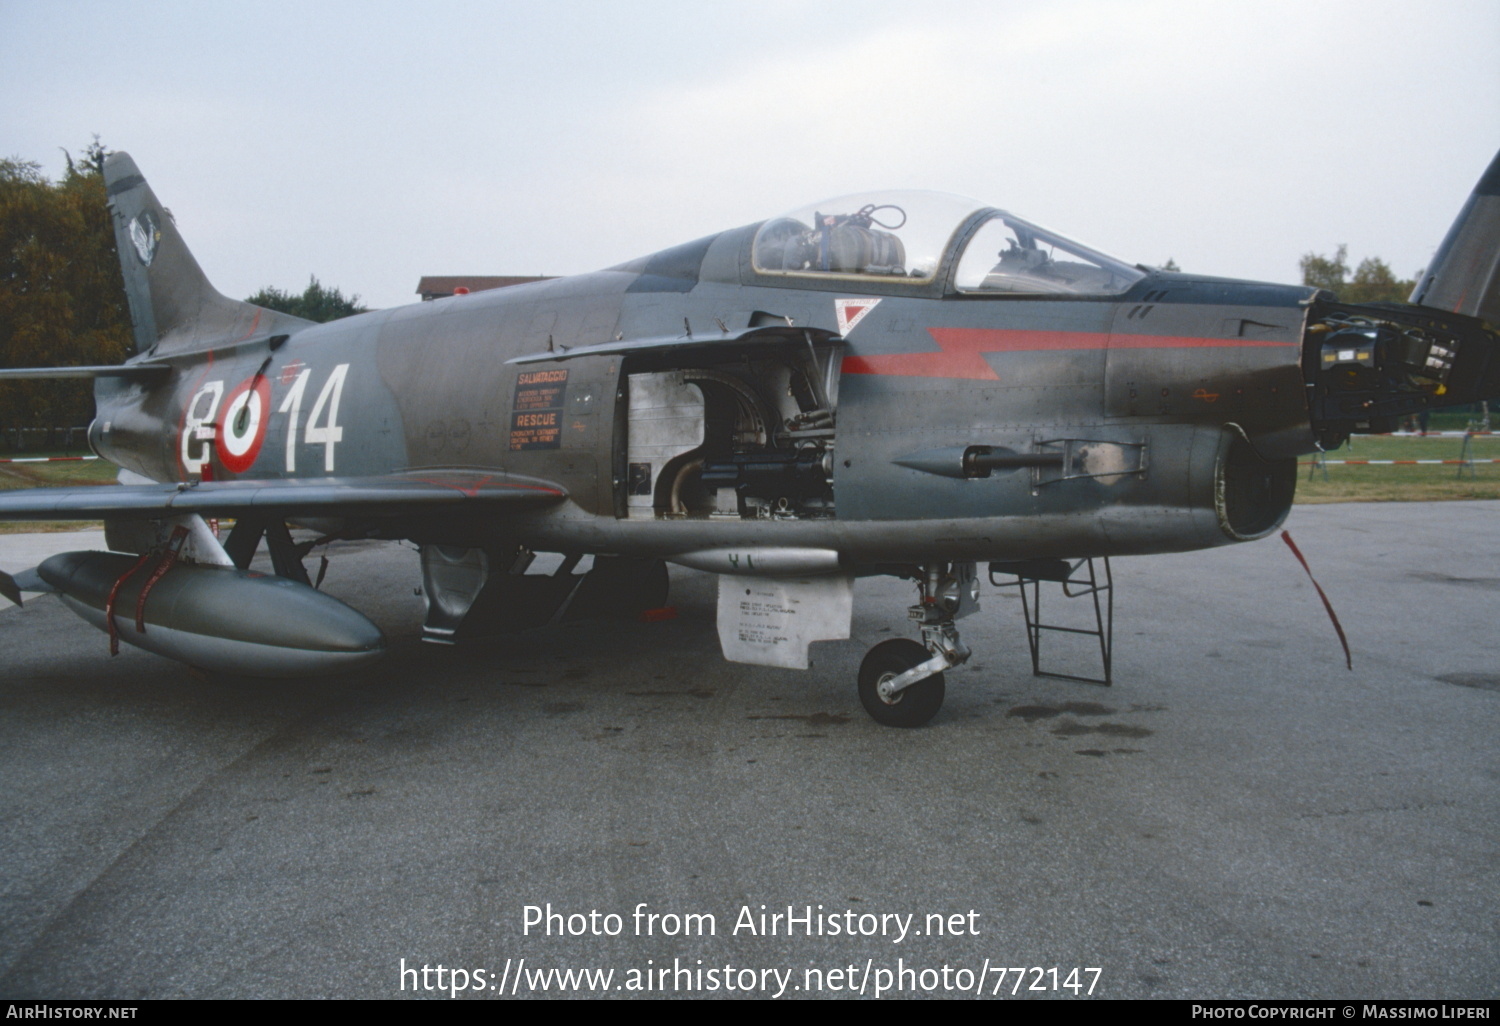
[[0, 502, 1495, 999]]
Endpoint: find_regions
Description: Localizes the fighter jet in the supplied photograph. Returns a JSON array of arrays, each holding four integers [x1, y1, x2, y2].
[[2, 151, 1497, 725]]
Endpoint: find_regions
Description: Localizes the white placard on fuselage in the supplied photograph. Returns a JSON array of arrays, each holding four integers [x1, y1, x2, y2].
[[716, 574, 854, 670]]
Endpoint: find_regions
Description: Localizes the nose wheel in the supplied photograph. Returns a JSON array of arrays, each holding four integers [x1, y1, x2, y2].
[[858, 638, 946, 728], [855, 562, 976, 728]]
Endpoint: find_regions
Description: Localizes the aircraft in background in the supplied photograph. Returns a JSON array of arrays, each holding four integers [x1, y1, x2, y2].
[[1, 151, 1496, 725]]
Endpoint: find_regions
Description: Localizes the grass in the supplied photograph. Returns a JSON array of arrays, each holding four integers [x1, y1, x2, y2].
[[1296, 433, 1500, 503], [0, 450, 115, 533]]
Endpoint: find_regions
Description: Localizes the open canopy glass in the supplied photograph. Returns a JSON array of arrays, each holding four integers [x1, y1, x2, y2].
[[752, 190, 1144, 295]]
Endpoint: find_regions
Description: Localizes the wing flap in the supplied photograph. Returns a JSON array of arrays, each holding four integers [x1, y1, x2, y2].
[[0, 470, 567, 521]]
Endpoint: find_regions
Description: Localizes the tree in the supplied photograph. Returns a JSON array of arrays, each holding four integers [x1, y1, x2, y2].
[[1299, 245, 1349, 294], [1345, 256, 1416, 305], [1160, 257, 1180, 272], [1299, 245, 1417, 304], [0, 138, 132, 446], [247, 276, 367, 322]]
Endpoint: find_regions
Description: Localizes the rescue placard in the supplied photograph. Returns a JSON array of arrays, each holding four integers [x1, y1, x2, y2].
[[509, 368, 569, 450]]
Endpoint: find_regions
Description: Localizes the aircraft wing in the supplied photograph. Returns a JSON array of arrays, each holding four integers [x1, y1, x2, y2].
[[0, 470, 567, 521]]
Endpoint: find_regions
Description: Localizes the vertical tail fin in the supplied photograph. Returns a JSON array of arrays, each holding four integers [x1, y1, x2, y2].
[[104, 152, 312, 356], [1409, 149, 1500, 326]]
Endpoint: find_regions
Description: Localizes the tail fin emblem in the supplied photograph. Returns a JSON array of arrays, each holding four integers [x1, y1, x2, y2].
[[129, 211, 160, 266]]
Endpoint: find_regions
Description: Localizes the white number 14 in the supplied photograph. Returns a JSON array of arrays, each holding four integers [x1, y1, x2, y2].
[[278, 363, 349, 473]]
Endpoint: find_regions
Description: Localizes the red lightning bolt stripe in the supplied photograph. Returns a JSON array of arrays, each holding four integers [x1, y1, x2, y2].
[[842, 328, 1295, 380]]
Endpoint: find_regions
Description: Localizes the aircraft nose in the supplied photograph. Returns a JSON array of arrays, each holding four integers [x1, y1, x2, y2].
[[1304, 298, 1500, 444]]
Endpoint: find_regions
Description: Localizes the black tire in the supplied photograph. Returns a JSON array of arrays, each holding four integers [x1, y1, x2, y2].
[[858, 638, 945, 728]]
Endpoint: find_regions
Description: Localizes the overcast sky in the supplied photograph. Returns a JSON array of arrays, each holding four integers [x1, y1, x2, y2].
[[3, 0, 1497, 309]]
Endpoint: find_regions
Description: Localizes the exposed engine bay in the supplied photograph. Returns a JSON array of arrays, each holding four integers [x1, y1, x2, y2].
[[1304, 299, 1500, 447], [620, 336, 842, 521]]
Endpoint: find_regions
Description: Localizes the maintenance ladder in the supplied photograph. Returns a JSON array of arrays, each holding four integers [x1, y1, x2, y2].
[[989, 557, 1114, 686]]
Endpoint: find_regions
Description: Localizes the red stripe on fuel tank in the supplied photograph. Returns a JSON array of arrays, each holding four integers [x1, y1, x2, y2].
[[843, 328, 1294, 380]]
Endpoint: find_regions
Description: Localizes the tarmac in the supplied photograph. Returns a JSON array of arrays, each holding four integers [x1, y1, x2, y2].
[[0, 501, 1495, 999]]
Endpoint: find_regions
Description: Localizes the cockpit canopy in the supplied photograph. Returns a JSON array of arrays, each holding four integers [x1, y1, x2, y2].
[[751, 190, 1145, 296]]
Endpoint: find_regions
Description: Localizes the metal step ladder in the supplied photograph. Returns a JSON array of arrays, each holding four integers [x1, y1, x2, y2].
[[989, 557, 1114, 686]]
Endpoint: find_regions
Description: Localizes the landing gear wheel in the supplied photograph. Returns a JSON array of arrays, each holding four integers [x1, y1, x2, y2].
[[858, 638, 945, 728]]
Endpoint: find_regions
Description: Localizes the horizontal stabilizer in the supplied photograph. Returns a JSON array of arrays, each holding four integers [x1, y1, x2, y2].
[[1410, 149, 1500, 325], [0, 363, 171, 381], [0, 469, 567, 521]]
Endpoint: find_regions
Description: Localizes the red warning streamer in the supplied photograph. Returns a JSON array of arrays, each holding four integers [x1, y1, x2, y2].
[[105, 553, 153, 656], [134, 526, 190, 633], [1281, 530, 1352, 671]]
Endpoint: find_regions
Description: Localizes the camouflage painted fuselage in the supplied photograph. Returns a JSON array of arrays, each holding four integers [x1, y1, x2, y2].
[[91, 223, 1323, 571]]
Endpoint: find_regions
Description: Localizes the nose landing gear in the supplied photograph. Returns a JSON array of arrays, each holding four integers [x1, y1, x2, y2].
[[857, 562, 976, 727], [859, 638, 946, 727]]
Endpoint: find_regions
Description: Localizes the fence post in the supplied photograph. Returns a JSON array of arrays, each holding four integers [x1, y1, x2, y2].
[[1457, 432, 1476, 480]]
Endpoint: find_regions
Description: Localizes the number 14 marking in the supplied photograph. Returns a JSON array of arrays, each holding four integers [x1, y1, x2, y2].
[[279, 363, 349, 473]]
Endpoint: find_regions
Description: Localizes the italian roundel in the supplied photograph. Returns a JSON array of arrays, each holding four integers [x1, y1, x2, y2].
[[216, 375, 272, 474]]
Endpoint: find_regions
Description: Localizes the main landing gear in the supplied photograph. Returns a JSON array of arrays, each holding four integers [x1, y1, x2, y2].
[[857, 562, 976, 728]]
